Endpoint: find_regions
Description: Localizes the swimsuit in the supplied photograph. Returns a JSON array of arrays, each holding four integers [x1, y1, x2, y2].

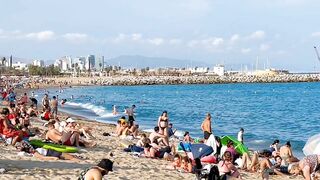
[[204, 131, 211, 139]]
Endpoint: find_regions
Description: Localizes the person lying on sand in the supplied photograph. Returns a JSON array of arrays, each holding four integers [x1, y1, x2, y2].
[[17, 141, 81, 162], [288, 154, 320, 180], [180, 156, 193, 173], [46, 121, 95, 148], [79, 159, 113, 180]]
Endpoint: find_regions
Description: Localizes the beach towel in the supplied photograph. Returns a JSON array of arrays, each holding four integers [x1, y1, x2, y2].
[[206, 134, 217, 155]]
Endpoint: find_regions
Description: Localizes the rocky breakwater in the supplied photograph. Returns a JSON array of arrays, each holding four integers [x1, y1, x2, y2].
[[100, 74, 320, 86]]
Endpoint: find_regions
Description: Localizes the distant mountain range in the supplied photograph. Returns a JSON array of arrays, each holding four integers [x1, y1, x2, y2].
[[105, 55, 210, 68]]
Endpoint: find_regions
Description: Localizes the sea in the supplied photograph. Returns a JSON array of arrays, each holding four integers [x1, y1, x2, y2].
[[33, 82, 320, 158]]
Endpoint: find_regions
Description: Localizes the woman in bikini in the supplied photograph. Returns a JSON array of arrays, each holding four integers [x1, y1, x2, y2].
[[158, 111, 169, 145]]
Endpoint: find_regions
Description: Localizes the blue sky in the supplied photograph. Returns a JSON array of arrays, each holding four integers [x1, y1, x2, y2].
[[1, 0, 320, 71]]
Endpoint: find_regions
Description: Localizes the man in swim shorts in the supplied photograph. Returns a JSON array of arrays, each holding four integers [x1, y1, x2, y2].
[[201, 113, 212, 140]]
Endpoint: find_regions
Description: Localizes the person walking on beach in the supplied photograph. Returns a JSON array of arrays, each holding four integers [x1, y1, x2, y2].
[[201, 113, 212, 142], [50, 96, 58, 119], [79, 158, 113, 180]]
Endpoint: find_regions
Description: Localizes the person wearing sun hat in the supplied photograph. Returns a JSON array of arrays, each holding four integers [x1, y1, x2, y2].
[[79, 158, 113, 180]]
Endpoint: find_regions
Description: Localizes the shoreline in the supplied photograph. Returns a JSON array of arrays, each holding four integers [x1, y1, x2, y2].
[[42, 74, 320, 86]]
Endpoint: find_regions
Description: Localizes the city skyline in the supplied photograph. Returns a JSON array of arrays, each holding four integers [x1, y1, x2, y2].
[[1, 0, 320, 71]]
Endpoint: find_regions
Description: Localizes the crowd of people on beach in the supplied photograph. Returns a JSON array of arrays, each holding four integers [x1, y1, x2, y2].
[[0, 77, 320, 180], [0, 80, 113, 179]]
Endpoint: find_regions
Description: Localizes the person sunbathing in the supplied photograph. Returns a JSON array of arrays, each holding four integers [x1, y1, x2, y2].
[[79, 159, 113, 180], [172, 154, 182, 170], [240, 151, 260, 172], [218, 151, 241, 179], [136, 134, 150, 147], [17, 141, 80, 162], [288, 154, 320, 180], [149, 126, 168, 146], [280, 141, 299, 165], [260, 151, 285, 179], [46, 121, 80, 147], [181, 156, 193, 173], [0, 108, 23, 145]]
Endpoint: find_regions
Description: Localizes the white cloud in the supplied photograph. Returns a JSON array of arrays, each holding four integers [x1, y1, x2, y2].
[[147, 38, 164, 46], [230, 34, 240, 43], [168, 38, 182, 45], [187, 40, 199, 47], [62, 33, 88, 42], [113, 33, 127, 43], [260, 43, 270, 51], [311, 32, 320, 38], [25, 30, 55, 41], [249, 30, 266, 40], [241, 48, 251, 54], [131, 33, 142, 41]]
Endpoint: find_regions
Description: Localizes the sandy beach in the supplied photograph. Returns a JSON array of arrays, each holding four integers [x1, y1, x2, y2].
[[0, 80, 306, 180], [0, 112, 304, 180]]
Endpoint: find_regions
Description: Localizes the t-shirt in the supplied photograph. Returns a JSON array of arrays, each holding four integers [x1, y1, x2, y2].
[[237, 131, 243, 142]]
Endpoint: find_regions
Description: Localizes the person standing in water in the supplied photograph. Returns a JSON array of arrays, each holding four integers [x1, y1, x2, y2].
[[125, 105, 136, 125], [201, 113, 212, 141]]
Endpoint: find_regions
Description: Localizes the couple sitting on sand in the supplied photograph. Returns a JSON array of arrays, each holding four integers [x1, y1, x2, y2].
[[115, 116, 139, 139], [45, 117, 96, 148]]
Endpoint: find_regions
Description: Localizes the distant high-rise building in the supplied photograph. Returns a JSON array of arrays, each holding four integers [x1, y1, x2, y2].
[[6, 55, 13, 68], [33, 60, 45, 67], [95, 56, 104, 71], [85, 55, 95, 70]]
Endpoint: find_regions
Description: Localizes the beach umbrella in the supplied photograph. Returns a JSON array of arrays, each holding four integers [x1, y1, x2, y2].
[[303, 133, 320, 156], [221, 135, 249, 155], [190, 143, 213, 159]]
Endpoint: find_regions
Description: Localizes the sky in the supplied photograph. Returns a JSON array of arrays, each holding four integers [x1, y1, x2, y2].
[[0, 0, 320, 71]]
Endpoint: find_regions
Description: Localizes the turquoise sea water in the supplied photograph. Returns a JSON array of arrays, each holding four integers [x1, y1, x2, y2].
[[35, 82, 320, 158]]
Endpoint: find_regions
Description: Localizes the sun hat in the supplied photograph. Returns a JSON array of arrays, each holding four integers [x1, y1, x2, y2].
[[97, 159, 113, 172], [66, 118, 76, 123]]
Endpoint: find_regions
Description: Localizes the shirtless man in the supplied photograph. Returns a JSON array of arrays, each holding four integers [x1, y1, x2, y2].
[[201, 113, 212, 141], [50, 96, 58, 119], [260, 151, 284, 179], [19, 93, 28, 105], [149, 126, 168, 146], [46, 121, 80, 147], [81, 159, 113, 180]]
